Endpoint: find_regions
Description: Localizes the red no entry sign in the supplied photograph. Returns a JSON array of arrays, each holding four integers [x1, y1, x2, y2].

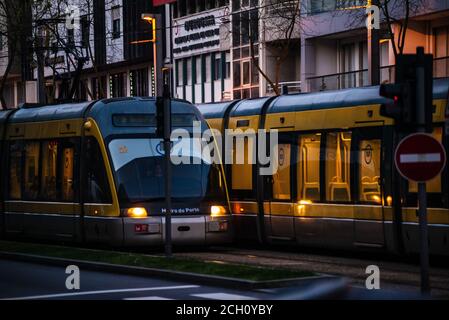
[[395, 133, 447, 182]]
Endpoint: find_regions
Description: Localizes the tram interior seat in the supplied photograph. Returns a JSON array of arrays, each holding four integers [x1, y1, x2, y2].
[[303, 182, 320, 201], [361, 176, 381, 201], [329, 177, 350, 201]]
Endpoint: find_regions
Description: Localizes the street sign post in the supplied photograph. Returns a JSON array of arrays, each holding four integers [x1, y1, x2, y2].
[[385, 47, 437, 295], [395, 132, 446, 294]]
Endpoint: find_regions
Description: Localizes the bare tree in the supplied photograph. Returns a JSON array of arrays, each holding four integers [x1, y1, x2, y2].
[[0, 0, 33, 109]]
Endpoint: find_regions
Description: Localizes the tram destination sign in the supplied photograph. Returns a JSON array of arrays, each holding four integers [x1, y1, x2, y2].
[[394, 133, 446, 182]]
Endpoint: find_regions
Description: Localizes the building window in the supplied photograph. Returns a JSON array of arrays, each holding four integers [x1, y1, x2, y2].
[[130, 68, 149, 96], [242, 60, 250, 85], [179, 0, 187, 17], [206, 0, 217, 10], [233, 61, 241, 87], [67, 28, 75, 48], [81, 16, 90, 47], [214, 57, 221, 80], [112, 6, 121, 39], [92, 76, 107, 99], [205, 55, 212, 82], [433, 26, 449, 78], [176, 60, 184, 86], [186, 58, 192, 85], [232, 4, 259, 99], [197, 0, 206, 11], [225, 52, 231, 78], [196, 56, 202, 84], [110, 73, 127, 98]]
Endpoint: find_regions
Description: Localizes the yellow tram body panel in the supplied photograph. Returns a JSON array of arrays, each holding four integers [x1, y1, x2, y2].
[[84, 117, 120, 217]]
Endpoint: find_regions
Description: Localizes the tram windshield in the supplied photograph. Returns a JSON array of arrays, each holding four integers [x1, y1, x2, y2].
[[108, 138, 226, 203]]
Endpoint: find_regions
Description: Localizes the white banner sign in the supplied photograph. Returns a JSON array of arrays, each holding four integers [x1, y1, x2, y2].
[[173, 7, 229, 59]]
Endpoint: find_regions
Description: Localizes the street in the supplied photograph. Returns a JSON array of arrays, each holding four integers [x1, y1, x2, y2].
[[0, 259, 267, 300], [0, 257, 432, 300]]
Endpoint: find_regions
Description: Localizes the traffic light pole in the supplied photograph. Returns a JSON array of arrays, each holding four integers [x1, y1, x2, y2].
[[163, 69, 172, 257], [416, 48, 430, 294]]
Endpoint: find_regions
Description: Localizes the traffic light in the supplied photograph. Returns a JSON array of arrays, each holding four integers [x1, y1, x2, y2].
[[379, 47, 433, 133], [156, 97, 164, 138], [379, 82, 414, 126]]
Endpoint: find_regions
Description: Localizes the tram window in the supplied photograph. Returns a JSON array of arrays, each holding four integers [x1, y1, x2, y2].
[[358, 139, 381, 204], [409, 127, 443, 193], [84, 137, 112, 204], [298, 134, 321, 202], [325, 132, 352, 202], [231, 135, 254, 191], [41, 141, 58, 201], [8, 142, 23, 200], [61, 145, 75, 201], [23, 142, 40, 200], [273, 144, 291, 200]]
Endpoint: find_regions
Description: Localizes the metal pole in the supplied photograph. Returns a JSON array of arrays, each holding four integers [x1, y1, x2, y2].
[[36, 28, 46, 103], [367, 0, 380, 86], [163, 69, 172, 257], [416, 47, 430, 294]]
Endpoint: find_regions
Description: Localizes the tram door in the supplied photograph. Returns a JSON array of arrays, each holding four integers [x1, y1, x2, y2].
[[354, 129, 385, 246], [268, 138, 296, 240]]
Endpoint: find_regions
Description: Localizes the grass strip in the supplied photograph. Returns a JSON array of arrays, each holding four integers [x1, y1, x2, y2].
[[0, 240, 314, 281]]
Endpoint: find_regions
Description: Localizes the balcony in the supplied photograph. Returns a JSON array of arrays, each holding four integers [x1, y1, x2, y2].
[[305, 56, 449, 92], [266, 80, 302, 95]]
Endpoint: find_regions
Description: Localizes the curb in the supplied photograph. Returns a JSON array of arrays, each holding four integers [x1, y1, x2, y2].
[[0, 251, 339, 290]]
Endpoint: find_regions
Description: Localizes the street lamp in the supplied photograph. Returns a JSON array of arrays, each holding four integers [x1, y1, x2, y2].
[[131, 14, 158, 96]]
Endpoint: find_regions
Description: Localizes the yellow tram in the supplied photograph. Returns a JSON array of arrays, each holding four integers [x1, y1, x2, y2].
[[0, 97, 232, 246], [197, 78, 449, 256]]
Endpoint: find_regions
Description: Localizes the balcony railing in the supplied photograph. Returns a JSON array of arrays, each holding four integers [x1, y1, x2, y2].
[[306, 69, 368, 92], [267, 0, 299, 15], [266, 80, 302, 95], [306, 57, 449, 92]]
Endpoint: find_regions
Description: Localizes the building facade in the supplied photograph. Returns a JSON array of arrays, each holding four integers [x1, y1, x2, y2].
[[300, 0, 449, 92], [0, 0, 168, 108], [2, 0, 449, 108], [172, 0, 232, 103]]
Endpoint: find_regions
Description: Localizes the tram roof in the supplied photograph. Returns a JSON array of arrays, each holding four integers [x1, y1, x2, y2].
[[6, 97, 202, 124], [195, 100, 238, 119], [229, 97, 273, 117], [267, 77, 449, 114]]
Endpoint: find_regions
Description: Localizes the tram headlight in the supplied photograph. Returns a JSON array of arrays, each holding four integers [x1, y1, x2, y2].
[[127, 207, 148, 218], [210, 205, 227, 217]]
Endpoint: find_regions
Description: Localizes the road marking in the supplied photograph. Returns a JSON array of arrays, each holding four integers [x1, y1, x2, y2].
[[2, 285, 199, 300], [191, 293, 256, 300], [124, 296, 173, 300], [400, 153, 441, 163]]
